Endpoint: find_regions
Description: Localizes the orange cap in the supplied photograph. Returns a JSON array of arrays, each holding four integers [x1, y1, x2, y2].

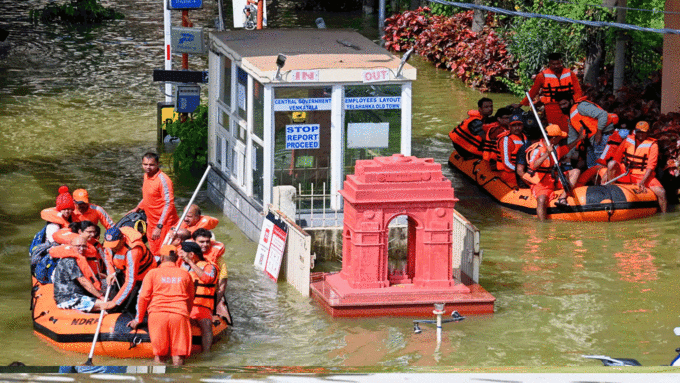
[[72, 189, 89, 204], [635, 121, 650, 132], [608, 113, 619, 126], [159, 244, 177, 256], [546, 124, 567, 138]]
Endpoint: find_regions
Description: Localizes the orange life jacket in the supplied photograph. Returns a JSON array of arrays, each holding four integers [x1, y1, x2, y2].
[[525, 141, 556, 184], [597, 130, 627, 166], [481, 123, 506, 162], [203, 241, 225, 265], [40, 208, 70, 228], [496, 132, 527, 172], [52, 228, 79, 245], [49, 244, 102, 291], [108, 226, 155, 278], [621, 137, 657, 177], [449, 110, 484, 156], [190, 260, 217, 311], [569, 101, 616, 139], [540, 68, 576, 104], [180, 215, 220, 233]]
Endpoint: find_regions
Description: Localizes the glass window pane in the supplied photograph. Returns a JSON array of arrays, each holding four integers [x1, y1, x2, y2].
[[237, 67, 248, 120], [222, 56, 232, 106], [252, 141, 264, 204], [253, 79, 264, 139], [215, 136, 222, 167]]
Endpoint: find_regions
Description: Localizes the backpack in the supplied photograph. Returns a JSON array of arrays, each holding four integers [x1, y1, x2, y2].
[[29, 225, 47, 257], [31, 241, 58, 284], [116, 210, 147, 241]]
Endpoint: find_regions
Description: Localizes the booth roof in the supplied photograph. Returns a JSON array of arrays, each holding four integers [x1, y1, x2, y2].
[[209, 29, 416, 82]]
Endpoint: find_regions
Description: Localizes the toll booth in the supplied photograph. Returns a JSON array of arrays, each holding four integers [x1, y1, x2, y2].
[[206, 29, 416, 241]]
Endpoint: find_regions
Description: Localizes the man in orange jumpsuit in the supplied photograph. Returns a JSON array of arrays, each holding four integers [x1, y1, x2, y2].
[[71, 189, 114, 230], [130, 152, 179, 256], [192, 228, 229, 321], [127, 245, 194, 366], [520, 53, 583, 133], [101, 226, 156, 312], [178, 241, 218, 353], [605, 121, 667, 213]]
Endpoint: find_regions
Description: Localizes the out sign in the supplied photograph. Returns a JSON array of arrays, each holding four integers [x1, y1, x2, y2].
[[362, 68, 390, 83]]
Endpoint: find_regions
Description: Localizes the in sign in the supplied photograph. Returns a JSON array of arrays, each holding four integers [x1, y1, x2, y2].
[[289, 70, 319, 82], [362, 68, 391, 83]]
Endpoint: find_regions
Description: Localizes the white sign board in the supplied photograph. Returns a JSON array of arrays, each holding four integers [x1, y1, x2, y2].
[[347, 122, 389, 149], [274, 98, 332, 112], [289, 70, 320, 82], [286, 124, 320, 150], [362, 68, 391, 83], [345, 97, 401, 110], [254, 212, 288, 281], [232, 0, 267, 29]]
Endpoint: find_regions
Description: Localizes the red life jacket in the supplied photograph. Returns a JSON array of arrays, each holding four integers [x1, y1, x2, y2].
[[597, 130, 627, 166]]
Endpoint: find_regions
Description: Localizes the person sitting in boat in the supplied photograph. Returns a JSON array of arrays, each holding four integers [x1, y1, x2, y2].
[[496, 114, 528, 189], [192, 228, 229, 320], [71, 188, 114, 230], [558, 93, 619, 169], [577, 120, 632, 186], [41, 186, 75, 244], [127, 245, 194, 366], [449, 98, 493, 159], [53, 221, 106, 277], [51, 236, 108, 313], [482, 107, 512, 166], [519, 52, 584, 132], [166, 227, 192, 248], [603, 121, 667, 213], [101, 226, 156, 312], [527, 124, 586, 220], [180, 204, 219, 234], [178, 241, 218, 353]]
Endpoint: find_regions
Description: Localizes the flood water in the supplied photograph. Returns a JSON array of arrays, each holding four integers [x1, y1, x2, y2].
[[2, 0, 680, 369]]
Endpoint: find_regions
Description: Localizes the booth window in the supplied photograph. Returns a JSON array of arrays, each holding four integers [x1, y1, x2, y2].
[[252, 141, 264, 203], [237, 67, 248, 120], [343, 85, 402, 176], [273, 86, 332, 209], [253, 79, 264, 140], [221, 56, 232, 107]]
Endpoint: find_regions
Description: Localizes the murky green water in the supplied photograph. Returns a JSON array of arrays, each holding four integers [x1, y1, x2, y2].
[[2, 0, 680, 369]]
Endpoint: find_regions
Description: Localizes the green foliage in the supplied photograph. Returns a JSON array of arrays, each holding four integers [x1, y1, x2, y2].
[[430, 3, 456, 16], [30, 0, 124, 24], [166, 104, 208, 175]]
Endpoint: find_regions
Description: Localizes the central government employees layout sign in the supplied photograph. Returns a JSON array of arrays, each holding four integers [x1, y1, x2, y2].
[[285, 124, 320, 150], [345, 97, 401, 110], [254, 212, 288, 281]]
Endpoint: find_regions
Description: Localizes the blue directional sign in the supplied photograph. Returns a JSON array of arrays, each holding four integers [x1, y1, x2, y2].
[[168, 0, 202, 9], [175, 85, 201, 113], [171, 27, 204, 55]]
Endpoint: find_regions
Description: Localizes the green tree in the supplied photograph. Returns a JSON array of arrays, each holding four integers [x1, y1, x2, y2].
[[165, 104, 208, 175]]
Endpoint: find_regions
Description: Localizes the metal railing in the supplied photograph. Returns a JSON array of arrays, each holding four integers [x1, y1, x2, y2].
[[294, 182, 342, 229]]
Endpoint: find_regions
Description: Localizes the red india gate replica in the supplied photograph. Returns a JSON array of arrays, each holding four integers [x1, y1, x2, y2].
[[310, 154, 495, 317]]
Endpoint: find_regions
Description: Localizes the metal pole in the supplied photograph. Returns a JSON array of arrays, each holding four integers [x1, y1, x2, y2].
[[182, 10, 189, 70], [164, 164, 213, 245], [379, 0, 386, 43], [164, 0, 172, 102]]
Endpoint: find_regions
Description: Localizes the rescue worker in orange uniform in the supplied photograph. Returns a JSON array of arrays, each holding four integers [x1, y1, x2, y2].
[[51, 236, 107, 313], [557, 93, 618, 168], [496, 114, 527, 188], [520, 53, 583, 132], [527, 124, 585, 220], [130, 152, 179, 256], [605, 121, 667, 213], [127, 245, 194, 366], [71, 189, 114, 230], [178, 241, 218, 353], [192, 228, 229, 321], [450, 98, 494, 159], [481, 107, 512, 165], [42, 186, 75, 244], [101, 226, 156, 312]]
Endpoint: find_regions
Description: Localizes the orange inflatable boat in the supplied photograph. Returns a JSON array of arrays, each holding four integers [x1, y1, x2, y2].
[[448, 150, 659, 222], [31, 279, 229, 358]]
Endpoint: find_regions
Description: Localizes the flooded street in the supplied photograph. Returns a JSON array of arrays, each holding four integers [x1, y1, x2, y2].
[[2, 0, 680, 369]]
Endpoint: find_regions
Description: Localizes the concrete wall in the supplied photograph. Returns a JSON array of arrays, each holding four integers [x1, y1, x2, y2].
[[662, 0, 680, 114]]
